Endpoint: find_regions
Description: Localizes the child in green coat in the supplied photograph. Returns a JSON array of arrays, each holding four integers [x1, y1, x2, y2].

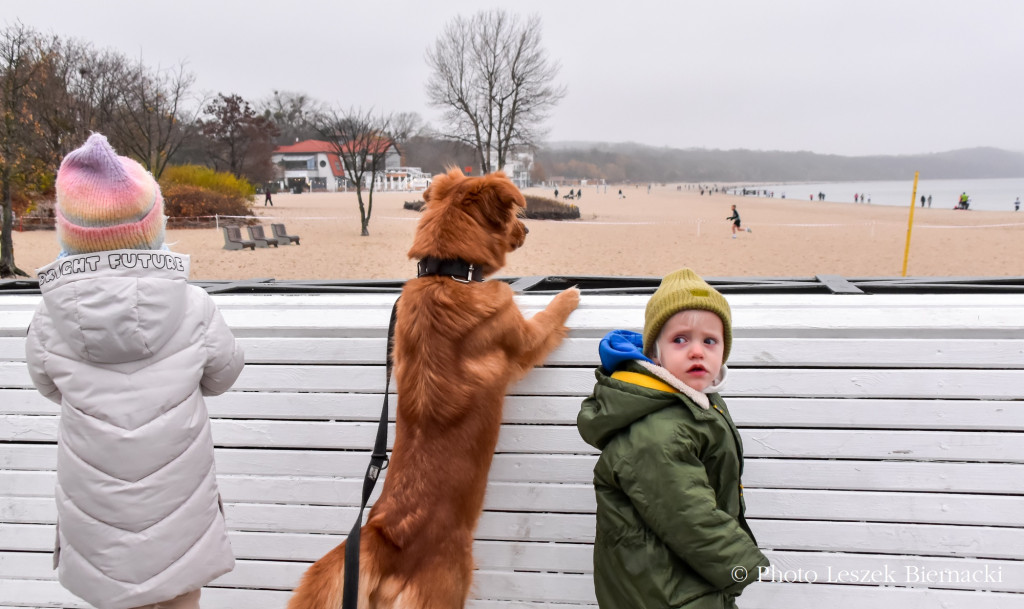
[[578, 268, 769, 608]]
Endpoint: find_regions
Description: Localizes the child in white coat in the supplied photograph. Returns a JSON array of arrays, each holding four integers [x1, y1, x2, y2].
[[26, 134, 245, 609]]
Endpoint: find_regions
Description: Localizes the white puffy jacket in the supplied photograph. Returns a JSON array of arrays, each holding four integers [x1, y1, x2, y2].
[[25, 250, 244, 609]]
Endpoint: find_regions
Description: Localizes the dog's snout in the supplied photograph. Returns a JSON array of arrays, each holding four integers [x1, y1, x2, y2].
[[523, 224, 529, 235]]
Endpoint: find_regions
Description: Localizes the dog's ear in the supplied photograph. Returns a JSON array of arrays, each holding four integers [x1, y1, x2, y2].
[[469, 172, 525, 229], [424, 167, 465, 205]]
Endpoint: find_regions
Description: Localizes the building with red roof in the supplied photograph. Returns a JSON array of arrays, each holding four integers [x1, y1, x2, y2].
[[271, 139, 402, 192]]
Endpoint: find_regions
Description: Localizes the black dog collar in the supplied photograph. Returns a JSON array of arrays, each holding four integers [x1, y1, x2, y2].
[[416, 257, 485, 283]]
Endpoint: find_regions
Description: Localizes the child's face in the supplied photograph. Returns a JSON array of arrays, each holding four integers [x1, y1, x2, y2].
[[652, 310, 725, 392]]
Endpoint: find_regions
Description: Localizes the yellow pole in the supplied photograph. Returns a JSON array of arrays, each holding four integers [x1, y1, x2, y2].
[[901, 172, 920, 276]]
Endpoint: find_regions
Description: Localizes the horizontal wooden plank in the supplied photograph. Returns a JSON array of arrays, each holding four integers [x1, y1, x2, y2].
[[0, 525, 594, 573], [5, 416, 1024, 461], [0, 388, 989, 435], [742, 580, 1024, 608], [0, 555, 598, 602], [7, 360, 1024, 399], [7, 471, 1023, 526], [18, 334, 999, 367], [3, 567, 1023, 609], [1, 576, 1020, 609], [6, 291, 1024, 313], [7, 521, 1023, 593], [6, 390, 1024, 432], [7, 440, 1022, 493], [243, 335, 1024, 368], [0, 445, 601, 482], [763, 550, 1024, 592], [1, 471, 596, 514], [0, 579, 291, 609], [754, 519, 1024, 560], [0, 338, 25, 362], [0, 497, 596, 543], [5, 514, 1024, 564], [171, 302, 1024, 339], [6, 548, 1023, 595], [5, 496, 1023, 552], [6, 293, 1024, 336], [11, 473, 1023, 527]]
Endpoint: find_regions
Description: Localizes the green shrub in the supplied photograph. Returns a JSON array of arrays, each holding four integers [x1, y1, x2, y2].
[[160, 165, 256, 198], [523, 195, 580, 220]]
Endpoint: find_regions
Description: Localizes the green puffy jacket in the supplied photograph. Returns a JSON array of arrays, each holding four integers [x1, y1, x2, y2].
[[578, 362, 769, 608]]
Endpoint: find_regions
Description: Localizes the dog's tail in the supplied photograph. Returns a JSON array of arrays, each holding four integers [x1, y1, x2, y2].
[[287, 541, 350, 609], [288, 533, 390, 609]]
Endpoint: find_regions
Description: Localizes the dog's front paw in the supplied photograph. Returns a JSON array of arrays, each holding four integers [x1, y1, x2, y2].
[[551, 286, 581, 318]]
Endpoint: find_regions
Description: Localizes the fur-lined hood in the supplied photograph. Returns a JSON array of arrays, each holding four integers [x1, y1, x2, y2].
[[578, 330, 731, 451]]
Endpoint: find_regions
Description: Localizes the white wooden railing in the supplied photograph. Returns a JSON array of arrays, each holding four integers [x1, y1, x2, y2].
[[2, 290, 1023, 608]]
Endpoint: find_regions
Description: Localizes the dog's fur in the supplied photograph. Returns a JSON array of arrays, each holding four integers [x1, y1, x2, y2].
[[286, 168, 580, 609]]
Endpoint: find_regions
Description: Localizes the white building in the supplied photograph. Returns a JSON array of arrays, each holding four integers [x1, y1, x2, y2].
[[500, 151, 533, 189], [271, 139, 403, 192], [383, 167, 432, 191]]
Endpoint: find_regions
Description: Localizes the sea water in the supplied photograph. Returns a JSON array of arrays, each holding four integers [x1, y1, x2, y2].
[[751, 177, 1024, 212]]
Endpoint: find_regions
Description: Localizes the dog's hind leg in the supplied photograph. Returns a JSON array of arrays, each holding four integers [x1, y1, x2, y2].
[[388, 557, 472, 609]]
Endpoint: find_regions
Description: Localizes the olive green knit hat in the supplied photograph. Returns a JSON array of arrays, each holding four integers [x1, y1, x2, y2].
[[643, 268, 733, 362]]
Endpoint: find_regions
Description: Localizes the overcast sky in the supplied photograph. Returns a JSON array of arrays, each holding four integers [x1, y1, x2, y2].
[[8, 0, 1023, 156]]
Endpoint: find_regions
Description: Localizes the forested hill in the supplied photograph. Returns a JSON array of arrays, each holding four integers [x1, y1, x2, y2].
[[534, 142, 1024, 183]]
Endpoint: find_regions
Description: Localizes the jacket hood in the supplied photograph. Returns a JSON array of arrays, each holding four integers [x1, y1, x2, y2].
[[580, 330, 730, 450], [578, 364, 678, 450], [597, 329, 727, 398], [36, 250, 191, 364]]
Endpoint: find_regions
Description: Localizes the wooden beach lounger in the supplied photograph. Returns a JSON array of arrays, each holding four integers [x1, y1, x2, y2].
[[271, 223, 300, 245], [246, 225, 279, 248], [222, 226, 255, 250]]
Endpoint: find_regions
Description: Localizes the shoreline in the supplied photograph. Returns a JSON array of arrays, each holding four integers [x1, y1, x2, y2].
[[9, 184, 1024, 280]]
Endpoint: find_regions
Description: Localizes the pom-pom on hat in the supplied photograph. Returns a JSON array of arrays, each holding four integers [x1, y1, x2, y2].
[[55, 133, 166, 254], [643, 268, 733, 362]]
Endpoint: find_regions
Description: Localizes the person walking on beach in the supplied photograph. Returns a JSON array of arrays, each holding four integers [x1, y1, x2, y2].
[[264, 183, 274, 206], [554, 187, 559, 198], [927, 195, 932, 208], [921, 195, 925, 208], [25, 134, 245, 609], [1015, 197, 1020, 211], [726, 204, 742, 238]]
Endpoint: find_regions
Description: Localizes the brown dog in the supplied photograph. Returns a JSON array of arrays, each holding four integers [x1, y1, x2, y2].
[[287, 168, 580, 609]]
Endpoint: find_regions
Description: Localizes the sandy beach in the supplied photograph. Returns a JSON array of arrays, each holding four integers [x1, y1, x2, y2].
[[9, 184, 1024, 280]]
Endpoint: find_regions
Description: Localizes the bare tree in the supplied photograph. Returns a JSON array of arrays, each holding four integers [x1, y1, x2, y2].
[[31, 37, 133, 165], [260, 90, 324, 146], [0, 22, 48, 278], [312, 107, 392, 236], [388, 111, 424, 165], [425, 10, 564, 174], [107, 60, 202, 179]]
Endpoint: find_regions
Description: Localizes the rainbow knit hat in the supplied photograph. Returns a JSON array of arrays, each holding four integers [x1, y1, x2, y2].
[[55, 133, 166, 254]]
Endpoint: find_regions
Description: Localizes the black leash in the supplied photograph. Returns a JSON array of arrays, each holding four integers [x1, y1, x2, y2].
[[342, 297, 399, 609]]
